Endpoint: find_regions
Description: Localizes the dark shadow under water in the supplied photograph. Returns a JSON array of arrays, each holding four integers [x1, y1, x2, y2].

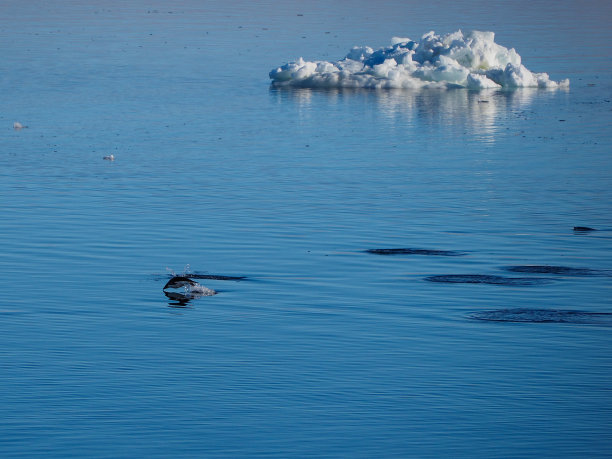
[[426, 274, 552, 286], [504, 265, 605, 276], [366, 248, 465, 256], [573, 226, 597, 232], [470, 308, 612, 325], [188, 273, 247, 281]]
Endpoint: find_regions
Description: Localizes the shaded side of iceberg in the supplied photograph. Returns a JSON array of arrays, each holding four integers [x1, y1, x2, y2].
[[270, 30, 569, 90]]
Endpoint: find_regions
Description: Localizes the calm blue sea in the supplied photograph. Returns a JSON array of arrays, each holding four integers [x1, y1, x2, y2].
[[1, 1, 611, 457]]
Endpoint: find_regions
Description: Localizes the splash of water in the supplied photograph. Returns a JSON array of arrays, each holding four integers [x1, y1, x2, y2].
[[164, 265, 217, 297], [165, 264, 191, 277], [187, 282, 217, 296]]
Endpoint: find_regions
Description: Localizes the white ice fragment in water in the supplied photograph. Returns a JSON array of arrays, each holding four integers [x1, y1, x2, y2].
[[13, 122, 26, 129], [103, 154, 115, 161], [269, 30, 568, 89]]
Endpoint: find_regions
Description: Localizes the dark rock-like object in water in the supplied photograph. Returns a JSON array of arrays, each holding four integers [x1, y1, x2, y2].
[[425, 274, 551, 286], [573, 226, 596, 232], [164, 276, 198, 290], [470, 308, 612, 324], [504, 265, 597, 276], [366, 248, 465, 256]]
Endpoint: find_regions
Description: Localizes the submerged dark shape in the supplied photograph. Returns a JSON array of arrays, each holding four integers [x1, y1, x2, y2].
[[366, 248, 465, 256], [573, 226, 596, 232], [505, 265, 597, 276], [188, 273, 247, 281], [425, 274, 551, 286], [163, 276, 198, 290], [470, 308, 612, 324]]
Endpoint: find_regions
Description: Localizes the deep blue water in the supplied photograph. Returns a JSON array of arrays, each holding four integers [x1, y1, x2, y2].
[[1, 1, 611, 457]]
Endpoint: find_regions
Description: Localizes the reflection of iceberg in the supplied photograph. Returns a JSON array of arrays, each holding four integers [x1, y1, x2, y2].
[[270, 86, 550, 142], [374, 87, 541, 140], [270, 30, 569, 89]]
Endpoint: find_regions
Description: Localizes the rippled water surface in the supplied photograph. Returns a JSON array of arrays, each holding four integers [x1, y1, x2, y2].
[[2, 1, 611, 457]]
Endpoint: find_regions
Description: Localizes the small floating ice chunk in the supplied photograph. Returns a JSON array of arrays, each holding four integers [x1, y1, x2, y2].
[[103, 154, 115, 161], [270, 30, 569, 89], [13, 122, 26, 129]]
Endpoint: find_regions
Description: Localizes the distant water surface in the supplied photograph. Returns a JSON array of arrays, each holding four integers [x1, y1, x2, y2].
[[1, 1, 611, 457]]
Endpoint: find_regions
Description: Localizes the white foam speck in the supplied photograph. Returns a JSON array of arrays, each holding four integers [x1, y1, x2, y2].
[[270, 30, 569, 89]]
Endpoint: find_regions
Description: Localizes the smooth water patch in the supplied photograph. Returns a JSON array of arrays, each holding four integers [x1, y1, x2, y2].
[[470, 308, 612, 325]]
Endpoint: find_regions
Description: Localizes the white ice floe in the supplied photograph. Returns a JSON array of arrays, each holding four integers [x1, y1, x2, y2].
[[270, 30, 569, 90], [13, 122, 26, 129]]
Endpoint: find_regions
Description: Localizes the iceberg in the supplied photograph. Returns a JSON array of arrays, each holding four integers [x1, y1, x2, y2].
[[270, 30, 569, 90]]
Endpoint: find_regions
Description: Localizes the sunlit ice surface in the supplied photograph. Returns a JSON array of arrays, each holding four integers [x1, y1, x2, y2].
[[270, 30, 569, 89]]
